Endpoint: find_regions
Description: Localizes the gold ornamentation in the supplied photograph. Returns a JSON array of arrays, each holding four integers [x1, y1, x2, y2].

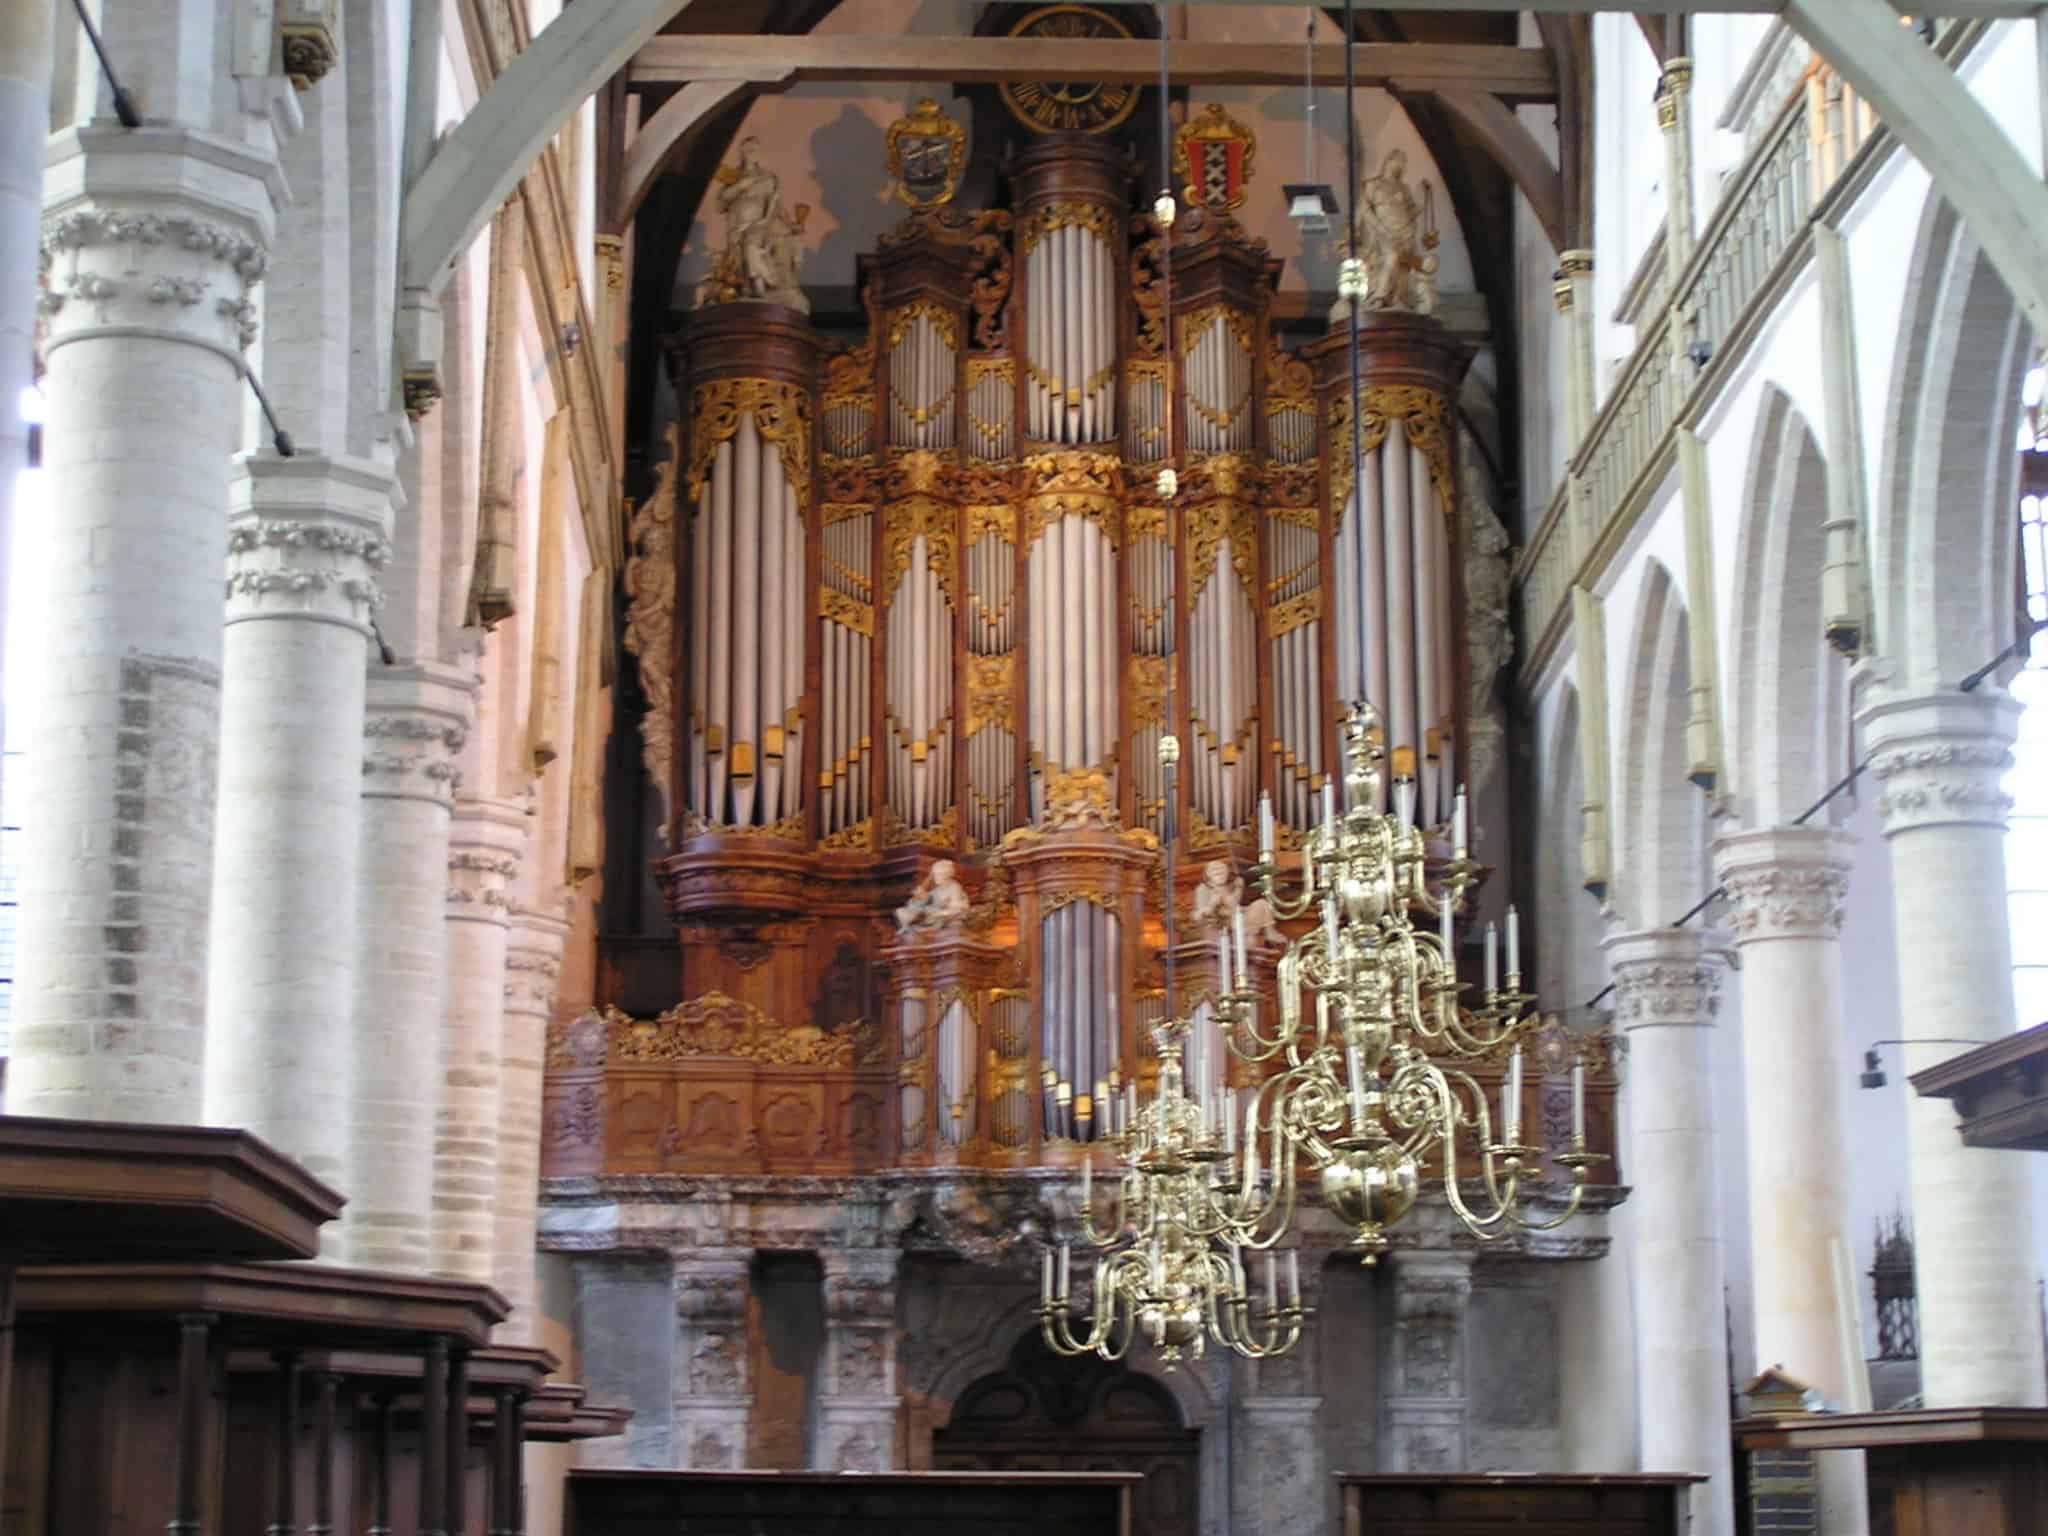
[[965, 358, 1016, 454], [882, 803, 960, 849], [1184, 490, 1257, 598], [1174, 102, 1258, 214], [675, 808, 808, 843], [886, 300, 961, 353], [819, 817, 874, 852], [604, 996, 884, 1068], [999, 5, 1139, 135], [1328, 386, 1454, 525], [819, 585, 875, 638], [1128, 654, 1168, 730], [883, 495, 958, 608], [965, 655, 1016, 736], [965, 503, 1015, 541], [1022, 451, 1123, 550], [1041, 767, 1119, 830], [1017, 202, 1118, 260], [687, 378, 813, 511], [1268, 589, 1320, 638], [623, 426, 681, 808], [887, 98, 968, 209], [1129, 223, 1168, 357]]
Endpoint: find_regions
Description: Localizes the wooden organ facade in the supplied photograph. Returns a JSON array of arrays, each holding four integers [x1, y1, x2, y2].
[[587, 128, 1616, 1188]]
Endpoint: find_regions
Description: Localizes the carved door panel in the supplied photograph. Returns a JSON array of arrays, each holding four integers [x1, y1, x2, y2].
[[932, 1333, 1199, 1536]]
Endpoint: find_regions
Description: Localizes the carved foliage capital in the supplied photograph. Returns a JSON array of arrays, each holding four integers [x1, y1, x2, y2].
[[41, 207, 269, 352], [363, 710, 467, 806], [1869, 741, 2014, 834], [1609, 958, 1721, 1028], [225, 516, 388, 626], [1717, 861, 1847, 942]]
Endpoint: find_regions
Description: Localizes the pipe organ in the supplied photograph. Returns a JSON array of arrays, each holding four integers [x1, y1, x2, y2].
[[637, 130, 1478, 1173]]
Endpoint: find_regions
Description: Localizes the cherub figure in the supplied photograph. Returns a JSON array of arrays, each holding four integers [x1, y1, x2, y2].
[[895, 858, 970, 932], [1189, 858, 1282, 948]]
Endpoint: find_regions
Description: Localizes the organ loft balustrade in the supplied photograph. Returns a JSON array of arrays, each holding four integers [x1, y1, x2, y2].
[[568, 125, 1619, 1193]]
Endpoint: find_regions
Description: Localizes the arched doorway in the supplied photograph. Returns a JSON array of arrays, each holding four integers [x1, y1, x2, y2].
[[932, 1331, 1199, 1536]]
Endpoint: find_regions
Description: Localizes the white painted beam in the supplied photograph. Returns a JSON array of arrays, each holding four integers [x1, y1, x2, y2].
[[400, 0, 693, 297], [1785, 0, 2048, 337]]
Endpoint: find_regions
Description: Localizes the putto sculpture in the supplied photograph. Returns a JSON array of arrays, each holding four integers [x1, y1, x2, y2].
[[695, 137, 810, 313], [895, 858, 971, 931]]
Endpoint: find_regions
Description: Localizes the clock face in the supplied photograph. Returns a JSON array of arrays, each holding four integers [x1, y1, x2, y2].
[[999, 5, 1140, 135]]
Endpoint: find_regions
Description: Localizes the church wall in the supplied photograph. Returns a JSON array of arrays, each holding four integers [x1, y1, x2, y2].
[[574, 1254, 683, 1467]]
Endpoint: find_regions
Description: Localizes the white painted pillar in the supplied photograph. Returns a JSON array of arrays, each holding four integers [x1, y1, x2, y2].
[[351, 662, 473, 1272], [1713, 826, 1869, 1536], [816, 1249, 903, 1472], [204, 456, 392, 1202], [497, 900, 569, 1340], [0, 0, 52, 801], [1605, 928, 1734, 1536], [1861, 686, 2047, 1408], [9, 125, 282, 1120], [436, 794, 527, 1281]]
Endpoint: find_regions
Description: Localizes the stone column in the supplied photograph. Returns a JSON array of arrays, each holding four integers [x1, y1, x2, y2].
[[1383, 1251, 1472, 1475], [1713, 826, 1869, 1536], [1233, 1244, 1330, 1535], [497, 901, 569, 1341], [9, 125, 281, 1120], [1862, 687, 2047, 1407], [817, 1250, 902, 1472], [1606, 928, 1735, 1536], [434, 795, 527, 1281], [350, 662, 472, 1272], [675, 1248, 755, 1470], [0, 0, 52, 804], [203, 456, 392, 1202]]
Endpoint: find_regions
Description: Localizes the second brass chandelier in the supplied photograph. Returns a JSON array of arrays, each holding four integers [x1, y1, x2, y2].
[[1039, 0, 1602, 1369]]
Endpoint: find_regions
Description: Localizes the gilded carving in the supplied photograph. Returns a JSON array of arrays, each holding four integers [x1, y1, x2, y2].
[[1329, 386, 1454, 524], [1021, 451, 1123, 550], [601, 995, 885, 1068], [1016, 201, 1118, 260], [819, 585, 875, 638], [685, 378, 813, 510], [1184, 480, 1257, 597], [882, 494, 957, 607]]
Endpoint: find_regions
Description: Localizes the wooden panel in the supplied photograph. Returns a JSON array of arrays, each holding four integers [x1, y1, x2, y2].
[[567, 1470, 1137, 1536], [1337, 1475, 1695, 1536]]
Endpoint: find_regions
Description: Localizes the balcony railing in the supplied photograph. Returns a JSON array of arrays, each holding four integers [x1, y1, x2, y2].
[[1513, 25, 1976, 682]]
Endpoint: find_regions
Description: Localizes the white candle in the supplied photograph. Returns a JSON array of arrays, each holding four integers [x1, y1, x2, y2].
[[1439, 883, 1454, 956], [1217, 930, 1233, 994], [1571, 1059, 1587, 1147], [1505, 1045, 1524, 1144], [1506, 904, 1520, 981], [1233, 907, 1249, 980], [1265, 1253, 1279, 1314], [1286, 1249, 1300, 1306], [1058, 1243, 1070, 1298], [1395, 777, 1414, 828], [1323, 894, 1340, 959], [1321, 779, 1337, 837], [1484, 922, 1498, 993], [1452, 785, 1468, 859], [1224, 1092, 1238, 1153], [1259, 792, 1275, 861], [1042, 1247, 1054, 1298]]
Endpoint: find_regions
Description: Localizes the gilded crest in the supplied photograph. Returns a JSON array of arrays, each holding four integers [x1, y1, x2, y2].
[[1174, 102, 1257, 214], [886, 98, 967, 209]]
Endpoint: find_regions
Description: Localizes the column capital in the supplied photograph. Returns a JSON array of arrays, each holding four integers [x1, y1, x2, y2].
[[504, 905, 571, 1015], [227, 454, 397, 631], [364, 662, 475, 809], [1858, 686, 2020, 837], [1711, 826, 1852, 944], [1603, 927, 1723, 1029], [40, 126, 284, 362], [1389, 1250, 1474, 1319], [447, 797, 528, 923]]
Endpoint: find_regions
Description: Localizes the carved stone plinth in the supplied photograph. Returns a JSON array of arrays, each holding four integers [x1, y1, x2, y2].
[[818, 1249, 904, 1471], [674, 1250, 754, 1471], [1385, 1252, 1473, 1475]]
